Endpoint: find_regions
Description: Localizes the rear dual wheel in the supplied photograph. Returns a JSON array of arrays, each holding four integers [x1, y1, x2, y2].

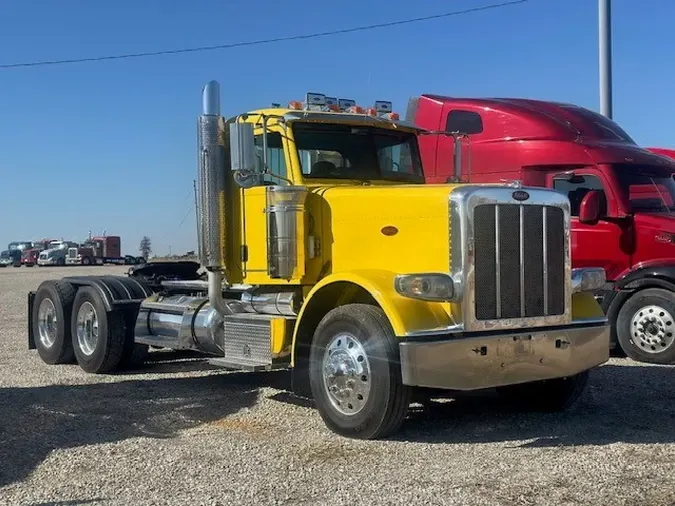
[[32, 281, 148, 372], [71, 287, 149, 373], [32, 280, 77, 364]]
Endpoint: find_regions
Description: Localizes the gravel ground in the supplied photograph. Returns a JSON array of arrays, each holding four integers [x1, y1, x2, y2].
[[0, 266, 673, 506]]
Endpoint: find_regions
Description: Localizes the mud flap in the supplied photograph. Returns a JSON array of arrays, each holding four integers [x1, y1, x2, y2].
[[27, 291, 36, 349]]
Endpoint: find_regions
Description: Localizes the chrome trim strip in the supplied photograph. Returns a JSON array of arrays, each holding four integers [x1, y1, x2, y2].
[[403, 316, 608, 338], [399, 322, 610, 390]]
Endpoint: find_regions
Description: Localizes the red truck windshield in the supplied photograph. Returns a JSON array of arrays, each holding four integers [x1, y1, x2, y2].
[[613, 164, 675, 213]]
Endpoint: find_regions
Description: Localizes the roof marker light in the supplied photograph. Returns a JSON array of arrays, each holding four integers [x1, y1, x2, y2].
[[306, 93, 326, 108], [374, 101, 393, 114], [338, 98, 356, 111]]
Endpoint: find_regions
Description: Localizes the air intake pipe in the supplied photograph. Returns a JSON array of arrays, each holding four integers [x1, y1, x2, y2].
[[197, 80, 230, 317]]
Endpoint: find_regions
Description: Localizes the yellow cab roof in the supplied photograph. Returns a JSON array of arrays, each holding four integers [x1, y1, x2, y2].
[[229, 107, 425, 134]]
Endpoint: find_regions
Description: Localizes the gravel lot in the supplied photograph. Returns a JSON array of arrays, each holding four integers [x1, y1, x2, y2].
[[0, 266, 673, 506]]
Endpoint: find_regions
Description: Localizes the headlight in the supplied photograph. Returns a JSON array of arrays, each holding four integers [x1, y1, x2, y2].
[[571, 267, 606, 293], [394, 273, 455, 302]]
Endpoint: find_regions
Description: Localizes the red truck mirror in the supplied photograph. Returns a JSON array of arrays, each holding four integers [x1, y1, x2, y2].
[[579, 190, 601, 224]]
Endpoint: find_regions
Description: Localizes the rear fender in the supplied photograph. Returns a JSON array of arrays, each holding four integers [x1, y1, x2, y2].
[[27, 276, 153, 351], [62, 275, 153, 312]]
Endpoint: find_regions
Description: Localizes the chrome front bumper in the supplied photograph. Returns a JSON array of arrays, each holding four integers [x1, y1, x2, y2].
[[399, 320, 610, 390]]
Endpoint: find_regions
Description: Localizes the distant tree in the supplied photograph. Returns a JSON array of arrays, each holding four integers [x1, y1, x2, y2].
[[139, 236, 152, 259]]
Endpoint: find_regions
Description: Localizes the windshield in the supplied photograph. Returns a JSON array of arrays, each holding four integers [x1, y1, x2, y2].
[[0, 250, 10, 259], [292, 123, 424, 183], [613, 164, 675, 212]]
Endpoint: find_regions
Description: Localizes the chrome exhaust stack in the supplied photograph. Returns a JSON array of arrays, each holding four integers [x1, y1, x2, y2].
[[197, 80, 226, 270], [196, 80, 232, 319]]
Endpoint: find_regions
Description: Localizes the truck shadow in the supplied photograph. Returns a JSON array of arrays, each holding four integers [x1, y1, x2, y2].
[[0, 370, 277, 488], [395, 362, 675, 446]]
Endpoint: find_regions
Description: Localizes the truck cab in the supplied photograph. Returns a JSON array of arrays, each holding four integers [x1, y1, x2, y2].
[[408, 94, 675, 364], [0, 249, 21, 267], [25, 82, 610, 440]]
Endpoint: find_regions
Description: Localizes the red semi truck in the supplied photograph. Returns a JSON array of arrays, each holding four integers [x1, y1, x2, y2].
[[647, 147, 675, 163], [407, 94, 675, 364]]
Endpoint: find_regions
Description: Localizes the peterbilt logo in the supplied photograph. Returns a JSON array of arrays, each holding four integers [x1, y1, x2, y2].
[[512, 190, 530, 201]]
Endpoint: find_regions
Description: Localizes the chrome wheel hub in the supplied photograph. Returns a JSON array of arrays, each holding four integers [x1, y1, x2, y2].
[[322, 333, 372, 416], [631, 305, 675, 354], [37, 298, 58, 348], [76, 302, 99, 356]]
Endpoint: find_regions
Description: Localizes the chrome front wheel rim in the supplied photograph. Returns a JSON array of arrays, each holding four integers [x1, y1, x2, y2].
[[322, 333, 372, 416], [631, 304, 675, 354], [37, 298, 58, 348], [76, 302, 99, 356]]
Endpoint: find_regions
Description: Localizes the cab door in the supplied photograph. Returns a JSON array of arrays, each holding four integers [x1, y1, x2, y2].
[[240, 124, 292, 283], [548, 169, 631, 281]]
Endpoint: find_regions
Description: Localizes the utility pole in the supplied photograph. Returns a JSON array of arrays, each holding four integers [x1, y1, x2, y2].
[[599, 0, 613, 118]]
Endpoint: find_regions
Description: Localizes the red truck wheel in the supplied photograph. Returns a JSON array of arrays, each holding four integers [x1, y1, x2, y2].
[[616, 288, 675, 365]]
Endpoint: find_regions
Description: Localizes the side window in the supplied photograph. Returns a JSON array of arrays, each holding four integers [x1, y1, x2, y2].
[[445, 110, 483, 135], [552, 174, 607, 216], [254, 132, 288, 184]]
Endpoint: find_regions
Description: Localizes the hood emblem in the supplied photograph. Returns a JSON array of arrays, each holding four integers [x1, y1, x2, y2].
[[512, 190, 530, 201]]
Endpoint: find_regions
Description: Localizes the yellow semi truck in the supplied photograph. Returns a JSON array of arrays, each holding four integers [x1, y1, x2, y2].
[[27, 81, 610, 439]]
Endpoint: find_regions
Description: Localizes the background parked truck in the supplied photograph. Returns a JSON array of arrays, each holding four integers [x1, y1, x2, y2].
[[407, 94, 675, 364], [65, 235, 134, 265], [26, 81, 609, 439]]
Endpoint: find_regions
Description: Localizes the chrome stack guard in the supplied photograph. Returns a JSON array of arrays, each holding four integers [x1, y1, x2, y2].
[[398, 319, 610, 390]]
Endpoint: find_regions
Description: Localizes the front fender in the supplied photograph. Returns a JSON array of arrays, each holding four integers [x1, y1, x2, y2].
[[615, 263, 675, 292], [294, 269, 452, 340]]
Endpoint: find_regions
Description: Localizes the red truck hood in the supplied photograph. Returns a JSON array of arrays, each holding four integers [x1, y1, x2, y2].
[[581, 141, 675, 167], [634, 212, 675, 233]]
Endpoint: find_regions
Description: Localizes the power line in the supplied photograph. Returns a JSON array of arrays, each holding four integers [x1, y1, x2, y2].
[[0, 0, 529, 70]]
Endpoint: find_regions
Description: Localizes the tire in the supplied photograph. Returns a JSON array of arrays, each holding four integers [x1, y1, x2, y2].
[[71, 286, 127, 373], [616, 288, 675, 364], [496, 370, 589, 412], [31, 280, 77, 365], [57, 258, 65, 266], [308, 304, 412, 440], [82, 256, 91, 266]]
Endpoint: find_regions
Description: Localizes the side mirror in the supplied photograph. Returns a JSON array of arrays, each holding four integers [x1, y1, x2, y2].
[[579, 190, 601, 224], [229, 122, 257, 173]]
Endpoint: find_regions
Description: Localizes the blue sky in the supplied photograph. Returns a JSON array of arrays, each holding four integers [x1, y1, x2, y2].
[[0, 0, 672, 256]]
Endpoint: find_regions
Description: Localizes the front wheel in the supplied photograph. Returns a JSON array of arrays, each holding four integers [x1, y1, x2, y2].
[[496, 371, 589, 412], [308, 304, 412, 440], [616, 288, 675, 364]]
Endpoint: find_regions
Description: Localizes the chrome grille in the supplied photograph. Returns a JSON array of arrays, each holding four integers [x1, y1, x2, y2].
[[473, 203, 565, 320]]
